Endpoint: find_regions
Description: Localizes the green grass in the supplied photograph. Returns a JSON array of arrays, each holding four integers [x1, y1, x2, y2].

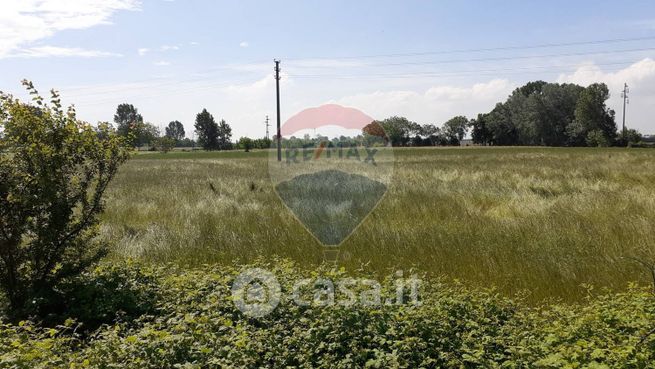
[[275, 169, 387, 245], [101, 147, 655, 301]]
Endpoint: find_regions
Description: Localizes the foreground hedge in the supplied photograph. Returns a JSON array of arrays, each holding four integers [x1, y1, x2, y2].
[[1, 260, 654, 368]]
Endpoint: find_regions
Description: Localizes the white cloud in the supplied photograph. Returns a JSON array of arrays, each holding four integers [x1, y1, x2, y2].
[[0, 0, 140, 58], [189, 41, 199, 46], [557, 58, 655, 133], [223, 74, 279, 97], [28, 59, 655, 141], [154, 60, 171, 66], [334, 79, 513, 124], [48, 75, 512, 139], [137, 47, 149, 56], [557, 59, 655, 88], [239, 41, 249, 48], [160, 45, 179, 51], [8, 46, 122, 58]]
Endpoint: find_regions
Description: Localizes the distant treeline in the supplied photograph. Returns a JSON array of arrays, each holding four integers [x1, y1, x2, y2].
[[469, 81, 639, 147], [107, 80, 644, 152], [366, 81, 642, 148]]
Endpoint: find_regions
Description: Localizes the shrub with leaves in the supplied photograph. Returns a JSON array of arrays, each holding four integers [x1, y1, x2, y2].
[[1, 260, 654, 368], [0, 81, 130, 320], [153, 136, 175, 153]]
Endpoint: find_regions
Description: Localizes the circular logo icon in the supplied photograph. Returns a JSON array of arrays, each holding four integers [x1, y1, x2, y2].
[[231, 268, 281, 318]]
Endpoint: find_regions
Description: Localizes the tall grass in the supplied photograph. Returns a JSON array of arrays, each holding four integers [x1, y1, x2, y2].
[[101, 147, 655, 301]]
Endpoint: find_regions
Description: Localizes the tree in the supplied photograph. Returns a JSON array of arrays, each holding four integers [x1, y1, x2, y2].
[[0, 81, 130, 317], [530, 83, 583, 146], [165, 120, 185, 142], [419, 124, 442, 146], [419, 124, 438, 137], [154, 136, 176, 153], [376, 116, 416, 147], [217, 119, 233, 150], [442, 116, 469, 145], [254, 137, 272, 149], [238, 137, 253, 152], [194, 109, 219, 150], [625, 128, 643, 146], [586, 130, 609, 147], [565, 120, 587, 147], [362, 121, 390, 146], [472, 81, 611, 147], [113, 103, 143, 145], [178, 138, 196, 148], [570, 83, 617, 146], [470, 113, 492, 145], [468, 81, 618, 147], [363, 121, 387, 138], [135, 122, 160, 147], [486, 103, 518, 146]]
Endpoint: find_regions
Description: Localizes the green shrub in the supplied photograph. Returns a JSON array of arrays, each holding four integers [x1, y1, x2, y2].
[[586, 129, 609, 147], [152, 136, 175, 153], [1, 260, 654, 368], [32, 262, 161, 332], [0, 81, 130, 320]]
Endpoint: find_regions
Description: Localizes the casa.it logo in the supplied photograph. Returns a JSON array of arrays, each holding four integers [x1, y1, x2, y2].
[[231, 267, 421, 318], [268, 104, 394, 261]]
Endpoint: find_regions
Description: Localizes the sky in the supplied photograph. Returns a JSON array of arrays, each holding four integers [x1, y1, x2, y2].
[[1, 0, 655, 138]]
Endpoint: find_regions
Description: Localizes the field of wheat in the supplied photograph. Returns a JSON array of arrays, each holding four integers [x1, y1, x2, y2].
[[101, 147, 655, 301]]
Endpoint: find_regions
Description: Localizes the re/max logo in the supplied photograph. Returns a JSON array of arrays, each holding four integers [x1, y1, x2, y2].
[[285, 143, 378, 165]]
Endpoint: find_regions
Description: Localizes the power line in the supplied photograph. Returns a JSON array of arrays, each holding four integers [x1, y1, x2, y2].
[[288, 60, 637, 79], [287, 66, 634, 82], [283, 35, 655, 61], [63, 46, 646, 100], [56, 35, 655, 97], [61, 60, 272, 93], [61, 73, 272, 99], [49, 36, 655, 100], [287, 46, 655, 69]]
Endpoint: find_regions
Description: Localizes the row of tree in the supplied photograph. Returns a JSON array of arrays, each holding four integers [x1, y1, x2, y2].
[[368, 115, 470, 147], [469, 81, 640, 147], [111, 80, 643, 152], [194, 109, 233, 150], [112, 104, 235, 151], [363, 81, 642, 148]]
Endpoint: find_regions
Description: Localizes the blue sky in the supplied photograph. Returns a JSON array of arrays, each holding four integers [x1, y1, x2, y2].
[[2, 0, 655, 137]]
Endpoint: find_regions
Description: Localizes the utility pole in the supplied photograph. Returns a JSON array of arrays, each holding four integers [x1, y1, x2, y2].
[[621, 83, 629, 145], [265, 115, 270, 140], [274, 60, 282, 161]]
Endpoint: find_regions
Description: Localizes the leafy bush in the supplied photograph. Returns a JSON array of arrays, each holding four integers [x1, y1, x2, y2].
[[0, 81, 130, 320], [586, 129, 609, 147], [153, 136, 175, 153], [1, 260, 654, 368], [37, 262, 160, 332]]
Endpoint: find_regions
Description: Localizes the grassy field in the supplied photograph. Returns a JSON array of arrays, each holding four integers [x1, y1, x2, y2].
[[101, 147, 655, 301]]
